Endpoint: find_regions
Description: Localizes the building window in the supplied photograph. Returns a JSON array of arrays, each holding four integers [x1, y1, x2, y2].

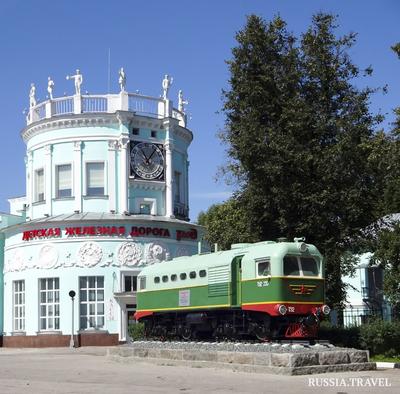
[[56, 164, 72, 198], [35, 168, 44, 202], [13, 280, 25, 331], [124, 275, 137, 292], [86, 162, 104, 196], [151, 130, 157, 138], [39, 278, 60, 330], [140, 203, 151, 214], [174, 171, 181, 203], [132, 128, 139, 135], [79, 276, 105, 329]]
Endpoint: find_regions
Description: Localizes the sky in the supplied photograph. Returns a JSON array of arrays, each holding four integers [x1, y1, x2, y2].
[[0, 0, 399, 221]]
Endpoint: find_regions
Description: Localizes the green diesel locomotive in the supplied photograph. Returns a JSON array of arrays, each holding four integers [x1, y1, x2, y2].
[[134, 239, 330, 340]]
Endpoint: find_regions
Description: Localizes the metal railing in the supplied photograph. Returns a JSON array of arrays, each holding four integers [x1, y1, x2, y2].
[[331, 306, 398, 327]]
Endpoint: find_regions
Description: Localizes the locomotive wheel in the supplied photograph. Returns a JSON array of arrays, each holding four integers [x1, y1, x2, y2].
[[181, 325, 193, 341], [255, 325, 269, 341]]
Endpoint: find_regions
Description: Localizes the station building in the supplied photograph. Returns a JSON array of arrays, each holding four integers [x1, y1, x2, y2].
[[0, 73, 204, 347]]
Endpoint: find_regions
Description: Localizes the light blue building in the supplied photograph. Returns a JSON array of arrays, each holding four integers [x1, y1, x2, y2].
[[0, 72, 204, 347]]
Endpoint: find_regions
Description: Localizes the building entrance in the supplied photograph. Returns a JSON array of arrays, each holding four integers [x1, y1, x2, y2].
[[126, 304, 137, 340]]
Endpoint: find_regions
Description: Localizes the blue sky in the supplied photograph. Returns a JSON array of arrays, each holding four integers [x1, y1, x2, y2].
[[0, 1, 399, 221]]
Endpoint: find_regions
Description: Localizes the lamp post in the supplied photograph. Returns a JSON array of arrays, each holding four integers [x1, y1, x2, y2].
[[69, 290, 76, 348]]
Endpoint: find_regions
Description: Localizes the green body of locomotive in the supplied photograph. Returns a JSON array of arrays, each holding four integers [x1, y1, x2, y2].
[[134, 239, 330, 340]]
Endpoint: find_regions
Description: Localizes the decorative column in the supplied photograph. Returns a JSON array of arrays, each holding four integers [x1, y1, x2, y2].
[[165, 140, 174, 217], [44, 145, 52, 215], [185, 154, 190, 217], [26, 151, 33, 213], [73, 141, 83, 213], [108, 140, 118, 212], [163, 118, 176, 218], [119, 137, 129, 213]]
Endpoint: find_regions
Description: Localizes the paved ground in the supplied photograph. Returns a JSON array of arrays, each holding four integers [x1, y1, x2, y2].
[[0, 347, 399, 393]]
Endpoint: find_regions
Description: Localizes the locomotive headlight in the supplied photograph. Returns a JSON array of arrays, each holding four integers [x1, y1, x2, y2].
[[297, 242, 308, 252], [278, 304, 287, 315], [322, 305, 331, 315]]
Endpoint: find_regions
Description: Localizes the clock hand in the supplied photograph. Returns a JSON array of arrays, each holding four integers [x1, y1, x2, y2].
[[140, 147, 149, 161], [148, 148, 157, 161]]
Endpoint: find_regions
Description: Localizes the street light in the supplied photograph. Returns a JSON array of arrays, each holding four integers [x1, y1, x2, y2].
[[69, 290, 76, 348]]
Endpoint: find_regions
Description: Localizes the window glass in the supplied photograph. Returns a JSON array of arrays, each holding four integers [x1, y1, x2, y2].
[[283, 256, 300, 276], [199, 270, 207, 278], [56, 164, 72, 198], [180, 273, 187, 280], [151, 130, 157, 138], [79, 276, 105, 330], [86, 162, 104, 196], [35, 168, 44, 202], [39, 278, 60, 331], [13, 280, 25, 331], [154, 277, 160, 284], [171, 274, 177, 281], [140, 203, 151, 214], [300, 257, 319, 276], [124, 275, 137, 292], [189, 271, 196, 279], [140, 277, 146, 290], [257, 260, 271, 277], [174, 171, 181, 203], [162, 275, 168, 283], [132, 128, 139, 135]]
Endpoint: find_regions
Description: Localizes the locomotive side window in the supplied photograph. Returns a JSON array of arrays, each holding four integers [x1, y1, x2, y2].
[[162, 275, 168, 283], [139, 277, 146, 290], [257, 260, 271, 277], [283, 256, 300, 276], [171, 274, 177, 281], [154, 277, 160, 284], [300, 257, 319, 276], [189, 271, 196, 279], [199, 270, 207, 278], [180, 273, 187, 280]]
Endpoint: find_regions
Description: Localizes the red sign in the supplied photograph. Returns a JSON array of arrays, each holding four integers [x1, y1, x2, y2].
[[22, 225, 198, 241]]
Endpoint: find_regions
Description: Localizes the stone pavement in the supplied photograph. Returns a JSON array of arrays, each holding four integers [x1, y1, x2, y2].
[[0, 347, 399, 394]]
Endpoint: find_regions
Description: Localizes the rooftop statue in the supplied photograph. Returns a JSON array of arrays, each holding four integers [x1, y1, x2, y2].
[[119, 67, 126, 92], [66, 69, 83, 95], [29, 83, 36, 107], [162, 74, 173, 100], [178, 90, 189, 113], [47, 77, 55, 100]]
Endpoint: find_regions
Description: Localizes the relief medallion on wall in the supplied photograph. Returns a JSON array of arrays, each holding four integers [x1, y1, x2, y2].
[[145, 242, 169, 264], [39, 244, 59, 269], [4, 248, 26, 272], [77, 242, 103, 267], [116, 242, 143, 267]]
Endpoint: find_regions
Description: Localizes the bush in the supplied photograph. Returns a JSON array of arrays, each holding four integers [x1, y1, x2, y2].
[[128, 322, 145, 341], [318, 321, 361, 348], [359, 319, 400, 357]]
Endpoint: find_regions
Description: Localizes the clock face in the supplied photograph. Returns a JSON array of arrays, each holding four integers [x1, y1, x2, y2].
[[130, 142, 164, 180]]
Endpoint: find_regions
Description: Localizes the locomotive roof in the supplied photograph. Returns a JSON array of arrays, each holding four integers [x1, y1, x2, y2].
[[138, 241, 322, 277]]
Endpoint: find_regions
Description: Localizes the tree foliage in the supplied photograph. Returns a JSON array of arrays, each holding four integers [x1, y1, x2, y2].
[[200, 13, 388, 307]]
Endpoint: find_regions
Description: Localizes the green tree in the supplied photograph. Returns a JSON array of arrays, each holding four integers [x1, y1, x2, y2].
[[211, 13, 385, 307], [197, 198, 258, 251]]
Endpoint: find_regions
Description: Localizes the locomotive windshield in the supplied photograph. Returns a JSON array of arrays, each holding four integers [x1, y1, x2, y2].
[[283, 255, 319, 277]]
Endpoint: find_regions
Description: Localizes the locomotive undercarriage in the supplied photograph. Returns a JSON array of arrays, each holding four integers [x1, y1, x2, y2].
[[142, 309, 319, 341]]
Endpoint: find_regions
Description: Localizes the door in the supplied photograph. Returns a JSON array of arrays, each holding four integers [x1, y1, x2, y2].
[[231, 256, 243, 306]]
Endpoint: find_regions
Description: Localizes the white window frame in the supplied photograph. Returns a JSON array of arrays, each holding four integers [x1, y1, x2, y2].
[[134, 197, 156, 215], [13, 280, 25, 332], [55, 163, 73, 199], [84, 161, 107, 197], [39, 278, 60, 331], [34, 168, 45, 202], [256, 258, 271, 278], [79, 276, 105, 330], [121, 271, 140, 293]]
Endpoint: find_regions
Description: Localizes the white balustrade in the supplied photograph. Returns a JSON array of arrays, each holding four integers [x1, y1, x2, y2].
[[26, 93, 185, 126]]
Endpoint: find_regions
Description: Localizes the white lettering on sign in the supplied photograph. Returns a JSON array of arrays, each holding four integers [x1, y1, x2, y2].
[[179, 289, 190, 307], [257, 281, 270, 287]]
